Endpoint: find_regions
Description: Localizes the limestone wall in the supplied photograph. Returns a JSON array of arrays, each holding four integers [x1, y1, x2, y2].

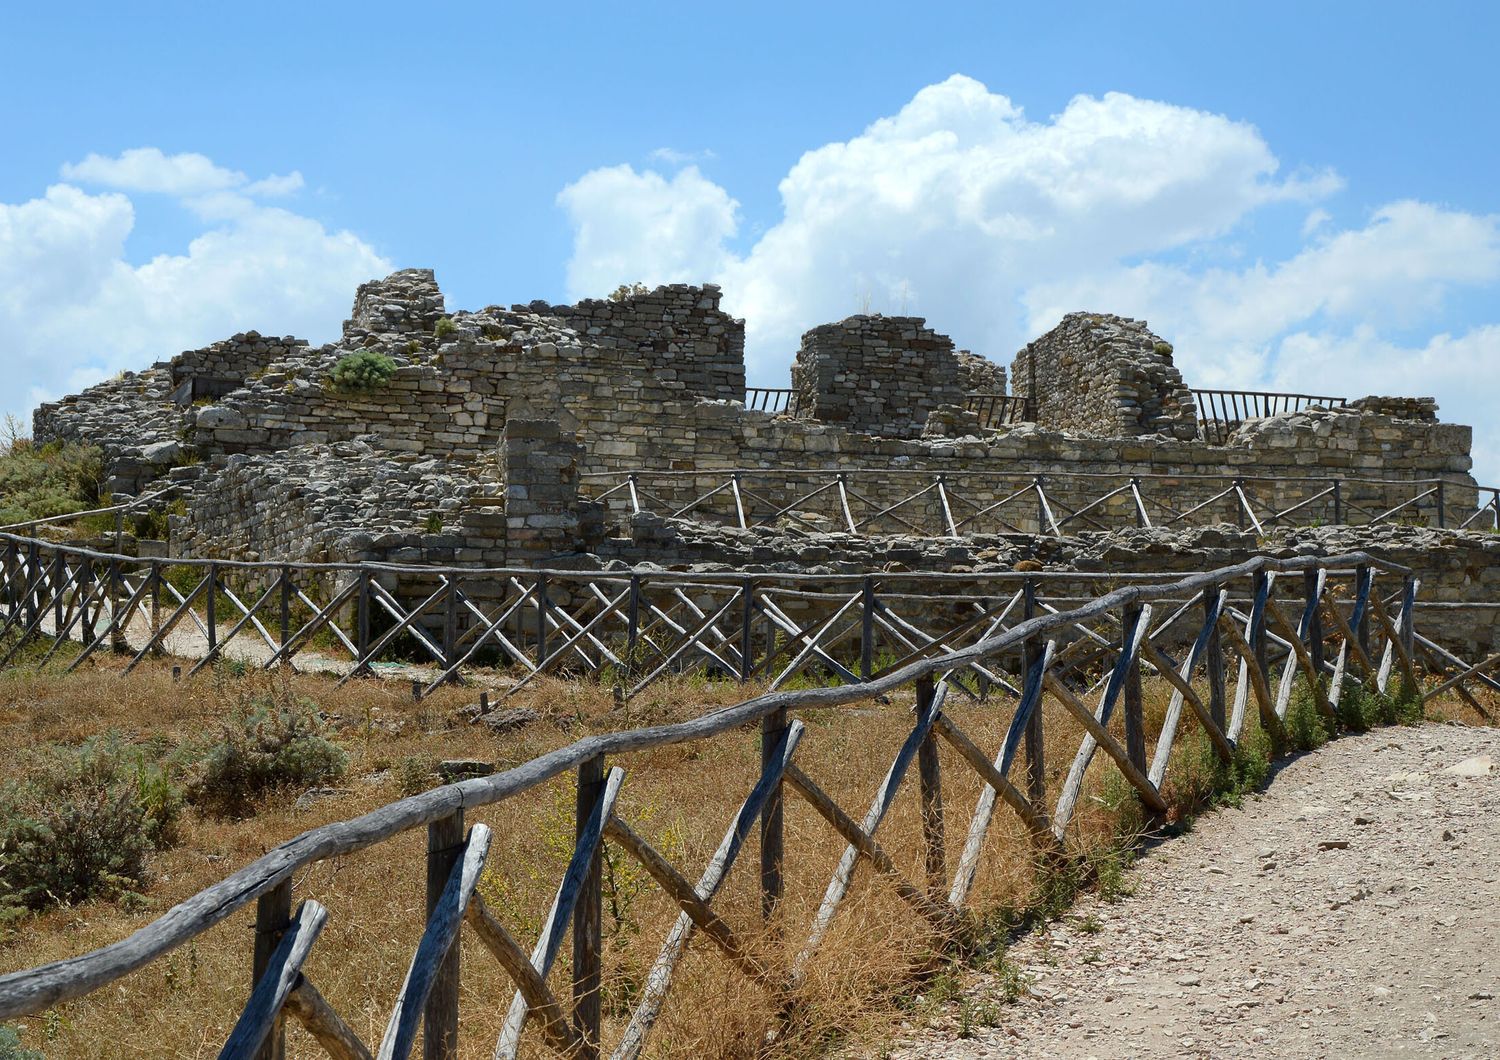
[[1011, 313, 1197, 439], [790, 316, 964, 438]]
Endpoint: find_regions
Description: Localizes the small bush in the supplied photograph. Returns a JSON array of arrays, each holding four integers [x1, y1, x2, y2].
[[187, 696, 348, 817], [0, 442, 105, 526], [0, 736, 183, 919], [433, 316, 457, 339], [607, 282, 649, 302], [0, 1024, 45, 1060], [328, 351, 396, 391]]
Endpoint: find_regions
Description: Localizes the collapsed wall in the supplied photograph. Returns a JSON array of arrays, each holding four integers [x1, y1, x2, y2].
[[1010, 312, 1197, 439]]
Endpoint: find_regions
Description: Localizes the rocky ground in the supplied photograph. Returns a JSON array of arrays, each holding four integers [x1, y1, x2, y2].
[[881, 723, 1499, 1059]]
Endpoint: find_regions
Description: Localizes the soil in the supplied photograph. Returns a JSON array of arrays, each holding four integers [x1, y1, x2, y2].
[[881, 723, 1500, 1059]]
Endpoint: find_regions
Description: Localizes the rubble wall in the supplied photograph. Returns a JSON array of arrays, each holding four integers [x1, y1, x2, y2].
[[1010, 312, 1197, 439]]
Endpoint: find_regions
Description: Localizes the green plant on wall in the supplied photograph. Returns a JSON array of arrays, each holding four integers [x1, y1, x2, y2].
[[329, 351, 396, 391]]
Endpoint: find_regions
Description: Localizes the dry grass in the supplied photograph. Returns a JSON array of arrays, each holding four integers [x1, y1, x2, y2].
[[0, 647, 1493, 1059]]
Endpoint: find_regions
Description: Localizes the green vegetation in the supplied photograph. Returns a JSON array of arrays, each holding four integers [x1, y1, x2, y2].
[[0, 438, 105, 527], [186, 694, 348, 817], [328, 350, 397, 391], [0, 736, 182, 921], [608, 282, 650, 302], [433, 316, 457, 339], [0, 1024, 45, 1060]]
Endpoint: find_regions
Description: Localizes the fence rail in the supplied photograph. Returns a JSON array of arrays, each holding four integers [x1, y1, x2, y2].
[[964, 393, 1035, 428], [1191, 389, 1348, 444], [743, 387, 800, 416], [581, 468, 1496, 538], [4, 546, 1498, 1059]]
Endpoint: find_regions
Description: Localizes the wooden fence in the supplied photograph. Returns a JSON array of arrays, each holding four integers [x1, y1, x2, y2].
[[4, 550, 1496, 1059], [581, 468, 1496, 537]]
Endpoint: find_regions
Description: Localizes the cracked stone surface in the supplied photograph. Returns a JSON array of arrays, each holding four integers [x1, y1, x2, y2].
[[881, 723, 1499, 1059]]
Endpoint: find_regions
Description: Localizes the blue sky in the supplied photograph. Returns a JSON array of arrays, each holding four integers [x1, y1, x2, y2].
[[4, 2, 1499, 475]]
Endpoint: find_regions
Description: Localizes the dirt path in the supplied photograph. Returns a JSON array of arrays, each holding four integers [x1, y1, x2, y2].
[[884, 723, 1500, 1059]]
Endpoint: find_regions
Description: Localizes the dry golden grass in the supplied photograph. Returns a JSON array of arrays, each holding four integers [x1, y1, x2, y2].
[[0, 648, 1493, 1059]]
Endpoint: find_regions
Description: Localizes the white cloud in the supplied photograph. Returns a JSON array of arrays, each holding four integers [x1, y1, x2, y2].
[[2, 156, 390, 429], [649, 147, 718, 165], [557, 164, 739, 296], [561, 75, 1344, 370], [557, 74, 1500, 480]]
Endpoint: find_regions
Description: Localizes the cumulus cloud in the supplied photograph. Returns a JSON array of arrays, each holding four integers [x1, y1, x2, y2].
[[3, 150, 389, 427], [557, 164, 739, 296], [558, 74, 1500, 480]]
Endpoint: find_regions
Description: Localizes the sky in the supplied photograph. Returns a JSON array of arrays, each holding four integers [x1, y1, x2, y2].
[[3, 2, 1498, 478]]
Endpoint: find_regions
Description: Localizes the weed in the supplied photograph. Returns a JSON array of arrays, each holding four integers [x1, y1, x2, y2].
[[433, 316, 457, 339], [185, 693, 347, 817], [0, 735, 183, 919], [0, 1024, 45, 1060]]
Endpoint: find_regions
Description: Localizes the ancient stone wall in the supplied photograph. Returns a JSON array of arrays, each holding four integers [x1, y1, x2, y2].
[[790, 316, 964, 438], [169, 333, 309, 398], [171, 440, 506, 566], [1350, 395, 1439, 422], [1011, 313, 1197, 439], [344, 268, 447, 344], [573, 402, 1476, 535], [956, 350, 1007, 397], [515, 284, 745, 403]]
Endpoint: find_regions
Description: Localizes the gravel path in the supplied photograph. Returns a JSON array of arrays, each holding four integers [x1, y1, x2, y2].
[[884, 723, 1499, 1059]]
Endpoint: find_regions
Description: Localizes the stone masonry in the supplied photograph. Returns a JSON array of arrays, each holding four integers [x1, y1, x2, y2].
[[1011, 312, 1197, 439], [791, 315, 965, 438]]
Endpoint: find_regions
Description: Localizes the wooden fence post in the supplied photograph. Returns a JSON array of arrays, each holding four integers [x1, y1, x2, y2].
[[536, 573, 550, 667], [205, 562, 217, 657], [425, 810, 465, 1060], [760, 708, 788, 920], [915, 676, 945, 899], [278, 566, 291, 658], [860, 576, 876, 680], [1332, 479, 1343, 525], [1122, 603, 1147, 775], [1436, 479, 1447, 528], [574, 755, 605, 1058], [354, 570, 370, 670], [251, 878, 293, 1060], [1204, 583, 1227, 732], [1022, 579, 1047, 808], [1304, 570, 1325, 675], [740, 577, 755, 683], [443, 575, 459, 675], [1355, 564, 1372, 660]]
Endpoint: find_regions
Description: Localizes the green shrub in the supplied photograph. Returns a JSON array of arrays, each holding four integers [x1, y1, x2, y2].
[[328, 351, 396, 391], [0, 1024, 45, 1060], [433, 316, 457, 339], [187, 696, 348, 817], [0, 736, 183, 919], [0, 442, 105, 526]]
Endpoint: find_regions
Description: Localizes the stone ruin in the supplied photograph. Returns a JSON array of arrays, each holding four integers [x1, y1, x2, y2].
[[29, 268, 1500, 652]]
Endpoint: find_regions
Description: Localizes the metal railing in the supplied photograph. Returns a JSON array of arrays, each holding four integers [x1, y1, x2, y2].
[[6, 549, 1486, 1060], [743, 387, 800, 416], [1192, 389, 1348, 444], [964, 392, 1035, 428]]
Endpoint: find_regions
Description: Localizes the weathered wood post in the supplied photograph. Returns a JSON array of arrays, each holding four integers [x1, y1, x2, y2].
[[535, 572, 550, 667], [624, 574, 641, 684], [425, 810, 465, 1060], [1400, 573, 1417, 663], [915, 675, 945, 899], [1436, 479, 1447, 528], [52, 549, 65, 633], [278, 565, 291, 658], [1355, 564, 1372, 661], [574, 755, 605, 1058], [149, 560, 162, 650], [205, 562, 218, 657], [740, 577, 755, 683], [1022, 579, 1047, 808], [760, 707, 789, 920], [1304, 570, 1325, 676], [107, 557, 125, 652], [1332, 479, 1343, 525], [442, 574, 459, 675], [860, 576, 876, 680], [1204, 583, 1226, 733], [353, 569, 369, 672], [1122, 603, 1147, 775], [1251, 570, 1271, 697], [79, 557, 96, 646], [251, 878, 293, 1060]]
